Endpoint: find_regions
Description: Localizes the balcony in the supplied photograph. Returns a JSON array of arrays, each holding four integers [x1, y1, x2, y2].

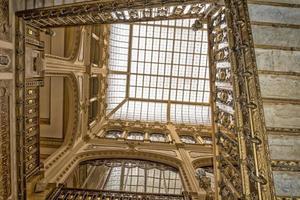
[[47, 185, 191, 200]]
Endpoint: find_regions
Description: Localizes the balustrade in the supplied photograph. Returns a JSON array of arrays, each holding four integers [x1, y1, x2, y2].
[[47, 186, 191, 200]]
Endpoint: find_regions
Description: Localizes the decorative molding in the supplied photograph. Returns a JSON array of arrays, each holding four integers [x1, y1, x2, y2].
[[0, 0, 10, 41], [192, 157, 213, 169], [175, 123, 212, 137], [247, 1, 300, 8], [40, 137, 64, 149], [262, 97, 300, 105], [258, 70, 300, 78], [276, 196, 300, 200], [43, 72, 80, 170], [251, 21, 300, 30], [254, 44, 300, 52], [0, 80, 11, 199], [271, 160, 300, 172], [266, 127, 300, 136]]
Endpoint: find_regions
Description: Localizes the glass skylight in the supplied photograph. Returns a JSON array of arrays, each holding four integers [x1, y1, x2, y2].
[[107, 19, 211, 125]]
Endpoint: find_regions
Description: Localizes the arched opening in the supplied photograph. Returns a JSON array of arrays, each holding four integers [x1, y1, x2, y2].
[[40, 26, 81, 59], [39, 74, 77, 160], [64, 159, 184, 195]]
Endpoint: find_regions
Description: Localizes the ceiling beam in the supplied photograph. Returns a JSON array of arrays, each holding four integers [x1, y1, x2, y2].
[[106, 98, 127, 118], [128, 97, 210, 106]]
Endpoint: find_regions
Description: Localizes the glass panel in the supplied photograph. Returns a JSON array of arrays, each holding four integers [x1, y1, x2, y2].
[[127, 132, 144, 140], [149, 133, 167, 142], [107, 19, 211, 125], [105, 166, 122, 190], [104, 159, 183, 194], [105, 130, 123, 139], [111, 101, 168, 123], [179, 135, 196, 144]]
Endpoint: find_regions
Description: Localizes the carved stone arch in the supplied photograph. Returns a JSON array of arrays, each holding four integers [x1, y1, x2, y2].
[[45, 26, 82, 62], [54, 149, 194, 192], [64, 26, 82, 61], [43, 72, 80, 170]]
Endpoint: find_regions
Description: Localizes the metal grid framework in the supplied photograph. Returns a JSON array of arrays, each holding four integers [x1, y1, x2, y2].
[[107, 19, 211, 124], [129, 20, 209, 103], [106, 24, 130, 113]]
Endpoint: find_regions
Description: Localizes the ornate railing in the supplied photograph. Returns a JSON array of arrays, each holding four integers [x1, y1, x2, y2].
[[17, 0, 217, 28], [47, 186, 191, 200], [208, 1, 275, 199]]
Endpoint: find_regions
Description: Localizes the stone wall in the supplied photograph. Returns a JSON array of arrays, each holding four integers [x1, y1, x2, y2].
[[248, 0, 300, 197]]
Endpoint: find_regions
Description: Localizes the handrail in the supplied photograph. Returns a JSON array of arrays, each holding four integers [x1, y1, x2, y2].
[[47, 186, 191, 200]]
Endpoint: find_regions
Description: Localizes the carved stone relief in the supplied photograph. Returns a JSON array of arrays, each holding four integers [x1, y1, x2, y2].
[[0, 80, 11, 199], [0, 48, 12, 72], [0, 0, 10, 41]]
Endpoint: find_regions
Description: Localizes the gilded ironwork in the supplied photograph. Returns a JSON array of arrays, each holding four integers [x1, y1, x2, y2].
[[208, 1, 275, 199], [196, 168, 214, 200], [17, 0, 217, 28], [47, 186, 191, 200], [13, 0, 276, 199]]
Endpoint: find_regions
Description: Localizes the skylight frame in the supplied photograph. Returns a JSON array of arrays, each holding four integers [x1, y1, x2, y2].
[[107, 19, 212, 125], [128, 19, 210, 105]]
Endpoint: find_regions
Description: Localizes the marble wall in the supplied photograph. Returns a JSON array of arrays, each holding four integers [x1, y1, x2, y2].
[[248, 1, 300, 197]]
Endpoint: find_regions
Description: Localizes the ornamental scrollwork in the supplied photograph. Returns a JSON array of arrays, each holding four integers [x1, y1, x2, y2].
[[216, 110, 235, 132], [216, 88, 234, 107], [216, 68, 232, 83], [271, 160, 300, 172]]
